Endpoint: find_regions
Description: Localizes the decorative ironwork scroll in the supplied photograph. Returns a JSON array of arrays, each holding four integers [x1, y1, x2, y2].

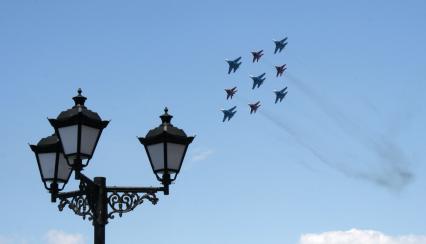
[[107, 191, 158, 219], [57, 178, 95, 221], [58, 194, 94, 221], [56, 174, 163, 222]]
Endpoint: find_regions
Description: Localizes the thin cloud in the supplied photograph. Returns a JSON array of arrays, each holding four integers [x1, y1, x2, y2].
[[44, 230, 85, 244], [0, 235, 27, 244], [300, 229, 426, 244], [191, 148, 214, 162]]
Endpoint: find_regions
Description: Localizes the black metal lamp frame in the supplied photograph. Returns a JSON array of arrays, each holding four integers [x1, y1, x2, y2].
[[31, 90, 194, 244], [54, 169, 167, 244], [138, 108, 195, 194], [48, 89, 109, 176]]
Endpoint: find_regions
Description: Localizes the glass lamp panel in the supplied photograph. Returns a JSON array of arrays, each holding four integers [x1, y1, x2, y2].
[[38, 153, 57, 180], [147, 143, 165, 171], [80, 125, 100, 156], [58, 125, 78, 155], [66, 155, 76, 165], [57, 153, 72, 182], [166, 143, 186, 171]]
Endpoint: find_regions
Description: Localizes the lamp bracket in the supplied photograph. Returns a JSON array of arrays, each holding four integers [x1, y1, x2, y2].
[[57, 175, 96, 221], [58, 192, 94, 221], [107, 191, 158, 219], [55, 173, 164, 224]]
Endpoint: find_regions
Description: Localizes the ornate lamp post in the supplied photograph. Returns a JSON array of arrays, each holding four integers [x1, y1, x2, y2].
[[29, 89, 194, 244]]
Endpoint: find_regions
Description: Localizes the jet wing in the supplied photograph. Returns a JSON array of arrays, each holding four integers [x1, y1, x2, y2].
[[222, 114, 228, 122], [230, 111, 236, 120]]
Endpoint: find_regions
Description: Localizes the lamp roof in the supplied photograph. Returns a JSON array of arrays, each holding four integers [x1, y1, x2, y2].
[[49, 89, 109, 129], [56, 88, 103, 122], [30, 134, 61, 153], [146, 108, 187, 137], [139, 107, 194, 145]]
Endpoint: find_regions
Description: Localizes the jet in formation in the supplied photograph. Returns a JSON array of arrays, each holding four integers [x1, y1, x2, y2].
[[225, 87, 237, 100], [275, 64, 287, 77], [226, 57, 242, 74], [273, 37, 288, 54], [249, 101, 261, 114], [250, 73, 266, 89], [221, 106, 237, 122], [251, 50, 264, 63], [274, 87, 288, 103]]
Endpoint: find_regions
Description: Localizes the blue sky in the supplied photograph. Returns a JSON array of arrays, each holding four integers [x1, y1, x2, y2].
[[0, 1, 425, 243]]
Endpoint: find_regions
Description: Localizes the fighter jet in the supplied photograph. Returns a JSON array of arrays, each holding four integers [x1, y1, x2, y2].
[[225, 57, 242, 74], [248, 101, 261, 114], [274, 87, 288, 103], [251, 50, 264, 63], [275, 64, 287, 77], [250, 73, 266, 89], [221, 106, 237, 122], [273, 37, 288, 54], [225, 87, 237, 100]]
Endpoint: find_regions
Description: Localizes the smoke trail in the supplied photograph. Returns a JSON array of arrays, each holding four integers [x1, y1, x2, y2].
[[258, 108, 342, 171], [259, 104, 412, 191], [228, 50, 414, 190], [283, 72, 414, 191]]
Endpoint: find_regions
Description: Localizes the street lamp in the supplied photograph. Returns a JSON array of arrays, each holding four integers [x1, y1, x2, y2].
[[29, 134, 73, 202], [48, 88, 109, 176], [29, 89, 194, 244], [138, 107, 194, 194]]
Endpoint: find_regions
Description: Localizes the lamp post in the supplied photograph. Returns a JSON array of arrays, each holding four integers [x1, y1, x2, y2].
[[29, 89, 194, 244]]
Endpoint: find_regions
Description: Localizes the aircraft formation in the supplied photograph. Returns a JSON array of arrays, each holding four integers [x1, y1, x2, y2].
[[221, 37, 289, 122]]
